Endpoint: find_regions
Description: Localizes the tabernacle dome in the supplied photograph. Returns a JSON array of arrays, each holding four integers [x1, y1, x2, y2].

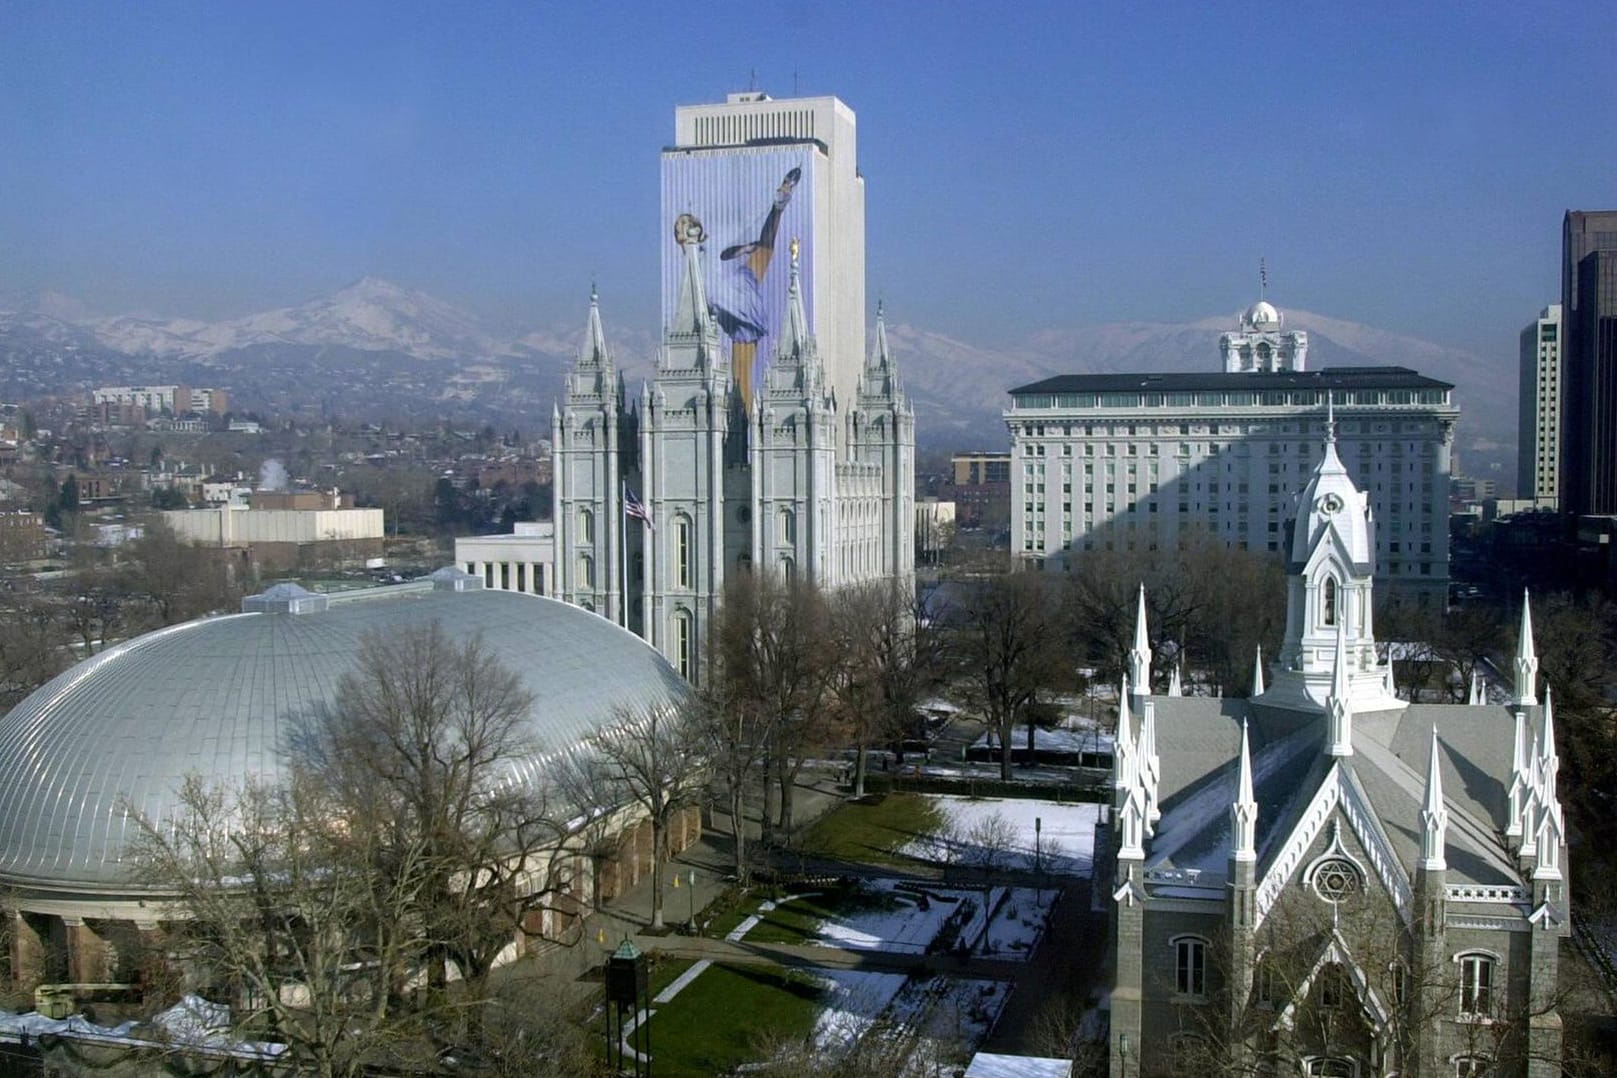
[[0, 571, 689, 948]]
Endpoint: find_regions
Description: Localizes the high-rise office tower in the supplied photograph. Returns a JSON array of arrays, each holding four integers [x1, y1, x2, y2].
[[660, 93, 865, 421], [1560, 211, 1617, 515], [552, 92, 913, 684], [1518, 305, 1562, 507]]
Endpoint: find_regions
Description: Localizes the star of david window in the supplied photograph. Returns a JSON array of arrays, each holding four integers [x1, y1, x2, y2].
[[1311, 857, 1363, 902]]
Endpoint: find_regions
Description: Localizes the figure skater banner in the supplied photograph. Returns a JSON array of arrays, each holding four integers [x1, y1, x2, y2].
[[661, 148, 818, 408]]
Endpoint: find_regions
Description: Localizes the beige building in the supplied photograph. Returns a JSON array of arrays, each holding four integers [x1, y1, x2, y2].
[[456, 521, 556, 596]]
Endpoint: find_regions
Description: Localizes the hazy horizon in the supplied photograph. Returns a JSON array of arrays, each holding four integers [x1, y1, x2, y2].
[[5, 1, 1614, 365]]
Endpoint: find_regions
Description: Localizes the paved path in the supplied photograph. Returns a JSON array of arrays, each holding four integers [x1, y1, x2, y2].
[[509, 767, 1108, 1060]]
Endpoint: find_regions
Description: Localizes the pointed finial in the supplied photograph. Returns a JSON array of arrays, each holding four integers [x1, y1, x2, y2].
[[876, 297, 884, 321], [590, 278, 598, 305], [1325, 391, 1337, 444], [1237, 719, 1256, 808], [1326, 619, 1354, 757], [790, 236, 800, 266], [1251, 645, 1265, 698], [1420, 725, 1448, 871]]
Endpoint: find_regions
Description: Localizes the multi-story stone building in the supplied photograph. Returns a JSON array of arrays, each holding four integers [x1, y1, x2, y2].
[[1518, 305, 1562, 507], [1007, 298, 1459, 606], [1105, 425, 1568, 1078], [552, 92, 913, 682]]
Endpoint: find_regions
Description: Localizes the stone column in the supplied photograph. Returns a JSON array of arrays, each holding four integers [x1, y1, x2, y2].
[[63, 918, 108, 983], [11, 910, 45, 987]]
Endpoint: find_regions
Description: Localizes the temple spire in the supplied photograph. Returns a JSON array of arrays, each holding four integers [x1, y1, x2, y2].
[[1514, 590, 1539, 706], [1231, 719, 1258, 862], [1326, 620, 1353, 757], [1419, 726, 1448, 871], [1167, 661, 1183, 697], [582, 284, 610, 369], [1251, 645, 1265, 697], [779, 238, 811, 361]]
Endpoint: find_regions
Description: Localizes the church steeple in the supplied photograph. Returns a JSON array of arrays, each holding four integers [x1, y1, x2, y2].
[[665, 223, 725, 374], [1128, 584, 1152, 700], [1420, 727, 1448, 871], [1250, 645, 1265, 698], [1326, 621, 1354, 757], [1231, 719, 1258, 862], [1267, 406, 1400, 714], [1514, 590, 1539, 707]]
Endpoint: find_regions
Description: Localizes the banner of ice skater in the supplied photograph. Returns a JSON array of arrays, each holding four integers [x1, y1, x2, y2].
[[661, 148, 817, 411]]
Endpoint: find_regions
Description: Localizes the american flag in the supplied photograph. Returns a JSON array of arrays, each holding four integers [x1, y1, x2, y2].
[[624, 485, 654, 530]]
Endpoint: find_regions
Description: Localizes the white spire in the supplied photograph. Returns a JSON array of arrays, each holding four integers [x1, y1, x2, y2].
[[1167, 661, 1183, 697], [1128, 584, 1152, 697], [1231, 719, 1258, 862], [1140, 699, 1161, 830], [582, 284, 611, 369], [1251, 645, 1265, 697], [1537, 683, 1558, 804], [1326, 620, 1353, 757], [1468, 670, 1485, 706], [779, 242, 811, 362], [1507, 705, 1530, 840], [1514, 590, 1539, 707], [1383, 659, 1397, 700], [1112, 682, 1136, 806], [1419, 726, 1448, 871]]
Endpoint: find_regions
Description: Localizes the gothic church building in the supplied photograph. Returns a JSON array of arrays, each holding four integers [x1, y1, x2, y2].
[[1108, 416, 1568, 1077]]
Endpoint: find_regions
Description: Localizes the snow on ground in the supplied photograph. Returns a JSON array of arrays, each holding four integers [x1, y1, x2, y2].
[[812, 968, 912, 1049], [798, 879, 963, 955], [973, 886, 1061, 958], [901, 795, 1102, 876], [971, 723, 1114, 756]]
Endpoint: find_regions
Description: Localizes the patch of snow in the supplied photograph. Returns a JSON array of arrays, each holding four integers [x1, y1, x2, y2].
[[812, 969, 910, 1050], [902, 796, 1102, 876]]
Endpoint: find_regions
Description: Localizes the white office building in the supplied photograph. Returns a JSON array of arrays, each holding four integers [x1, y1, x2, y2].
[[1518, 304, 1562, 507], [1007, 298, 1459, 606]]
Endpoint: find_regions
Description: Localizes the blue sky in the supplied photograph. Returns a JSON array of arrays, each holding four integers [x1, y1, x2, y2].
[[3, 1, 1614, 359]]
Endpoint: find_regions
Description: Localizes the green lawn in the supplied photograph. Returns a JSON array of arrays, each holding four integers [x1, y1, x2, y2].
[[743, 883, 897, 945], [635, 963, 824, 1076], [798, 792, 945, 866]]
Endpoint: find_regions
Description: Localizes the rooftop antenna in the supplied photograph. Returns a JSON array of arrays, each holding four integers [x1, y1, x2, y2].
[[749, 68, 757, 92], [1260, 256, 1268, 300]]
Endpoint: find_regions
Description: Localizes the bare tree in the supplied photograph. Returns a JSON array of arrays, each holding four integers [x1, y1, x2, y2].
[[130, 773, 434, 1078], [702, 571, 840, 862], [828, 578, 942, 798], [948, 559, 1068, 780], [305, 622, 573, 1005], [585, 702, 707, 931]]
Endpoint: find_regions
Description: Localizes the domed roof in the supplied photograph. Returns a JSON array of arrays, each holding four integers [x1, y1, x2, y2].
[[1290, 432, 1372, 569], [0, 580, 687, 891], [1245, 299, 1281, 328]]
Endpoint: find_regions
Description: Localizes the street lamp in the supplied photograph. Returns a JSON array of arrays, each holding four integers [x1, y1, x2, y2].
[[1035, 816, 1042, 875]]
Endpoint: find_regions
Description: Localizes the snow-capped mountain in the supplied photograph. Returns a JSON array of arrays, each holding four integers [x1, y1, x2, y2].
[[88, 277, 510, 360], [0, 280, 1515, 466]]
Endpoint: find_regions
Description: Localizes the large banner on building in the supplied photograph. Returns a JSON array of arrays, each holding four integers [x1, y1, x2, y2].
[[661, 148, 818, 409]]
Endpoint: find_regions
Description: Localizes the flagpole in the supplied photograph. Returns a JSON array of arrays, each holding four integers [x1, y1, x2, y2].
[[619, 480, 628, 629]]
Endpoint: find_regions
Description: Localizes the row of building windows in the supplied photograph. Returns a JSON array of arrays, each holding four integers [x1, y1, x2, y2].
[[1170, 936, 1497, 1016], [1012, 387, 1451, 411]]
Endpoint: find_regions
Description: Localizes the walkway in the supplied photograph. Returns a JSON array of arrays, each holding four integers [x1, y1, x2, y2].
[[510, 765, 1108, 1059]]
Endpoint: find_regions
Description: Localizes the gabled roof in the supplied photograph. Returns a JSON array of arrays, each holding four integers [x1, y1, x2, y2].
[[1142, 697, 1527, 896]]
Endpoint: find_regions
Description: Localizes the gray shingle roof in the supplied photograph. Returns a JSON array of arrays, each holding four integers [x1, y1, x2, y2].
[[1144, 697, 1525, 888], [0, 583, 687, 891]]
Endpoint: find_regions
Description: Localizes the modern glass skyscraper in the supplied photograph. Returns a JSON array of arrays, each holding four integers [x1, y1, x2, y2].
[[1560, 211, 1617, 515]]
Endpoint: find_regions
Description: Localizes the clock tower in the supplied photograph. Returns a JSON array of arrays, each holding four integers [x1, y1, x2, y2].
[[1262, 404, 1404, 713]]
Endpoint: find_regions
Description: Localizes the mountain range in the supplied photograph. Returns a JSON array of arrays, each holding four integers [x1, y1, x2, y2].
[[0, 277, 1517, 476]]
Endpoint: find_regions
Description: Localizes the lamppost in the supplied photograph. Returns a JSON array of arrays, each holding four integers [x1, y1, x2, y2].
[[1035, 816, 1042, 875], [687, 868, 696, 930]]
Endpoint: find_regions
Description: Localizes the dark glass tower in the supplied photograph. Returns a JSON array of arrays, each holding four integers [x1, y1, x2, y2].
[[1561, 211, 1617, 515]]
